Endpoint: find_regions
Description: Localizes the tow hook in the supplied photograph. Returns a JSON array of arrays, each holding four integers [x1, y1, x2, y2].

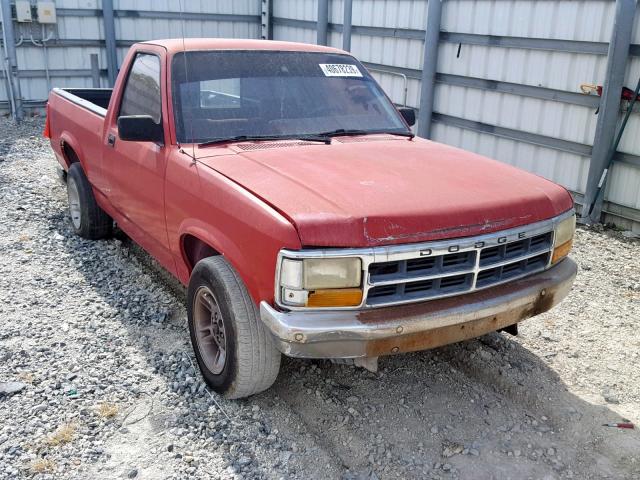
[[499, 323, 518, 336], [330, 356, 379, 373]]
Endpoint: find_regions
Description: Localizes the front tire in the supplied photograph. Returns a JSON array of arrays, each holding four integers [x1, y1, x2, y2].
[[66, 163, 112, 239], [187, 256, 281, 399]]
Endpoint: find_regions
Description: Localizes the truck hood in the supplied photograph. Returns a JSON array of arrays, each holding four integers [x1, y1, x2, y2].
[[197, 137, 573, 247]]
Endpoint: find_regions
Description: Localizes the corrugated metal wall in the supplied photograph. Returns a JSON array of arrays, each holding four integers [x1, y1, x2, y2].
[[613, 6, 640, 216], [434, 0, 606, 196], [270, 0, 640, 231], [0, 0, 260, 106], [1, 0, 639, 230], [434, 0, 640, 228]]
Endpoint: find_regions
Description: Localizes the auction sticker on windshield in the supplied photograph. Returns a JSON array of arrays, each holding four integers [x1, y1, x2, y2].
[[319, 64, 363, 77]]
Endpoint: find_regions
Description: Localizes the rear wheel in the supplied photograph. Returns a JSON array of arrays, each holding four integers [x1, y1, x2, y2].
[[187, 256, 281, 399], [66, 163, 112, 239]]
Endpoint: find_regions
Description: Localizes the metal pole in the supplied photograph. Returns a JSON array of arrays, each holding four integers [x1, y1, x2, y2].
[[1, 0, 23, 121], [102, 0, 118, 86], [587, 76, 640, 217], [581, 0, 637, 223], [261, 0, 272, 40], [317, 0, 328, 46], [1, 53, 16, 118], [41, 24, 51, 93], [417, 0, 442, 138], [90, 53, 100, 88], [342, 0, 352, 51]]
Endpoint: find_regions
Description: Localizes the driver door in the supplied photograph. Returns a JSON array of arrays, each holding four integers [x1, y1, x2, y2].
[[102, 49, 174, 271]]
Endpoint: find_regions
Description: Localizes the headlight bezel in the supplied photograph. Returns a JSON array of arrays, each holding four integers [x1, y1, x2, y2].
[[554, 213, 576, 248], [276, 254, 365, 309], [551, 213, 576, 264]]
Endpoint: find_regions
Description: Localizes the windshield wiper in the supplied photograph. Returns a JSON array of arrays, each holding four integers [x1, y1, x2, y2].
[[197, 129, 413, 148], [314, 128, 415, 139], [198, 134, 330, 148]]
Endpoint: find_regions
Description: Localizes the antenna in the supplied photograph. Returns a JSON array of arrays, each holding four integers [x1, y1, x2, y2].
[[178, 0, 196, 162]]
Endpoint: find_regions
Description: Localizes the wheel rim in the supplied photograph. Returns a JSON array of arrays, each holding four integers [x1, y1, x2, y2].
[[193, 286, 227, 374], [67, 177, 81, 229]]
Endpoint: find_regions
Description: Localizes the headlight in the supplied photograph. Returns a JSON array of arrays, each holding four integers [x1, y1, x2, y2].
[[552, 214, 575, 264], [279, 257, 363, 308]]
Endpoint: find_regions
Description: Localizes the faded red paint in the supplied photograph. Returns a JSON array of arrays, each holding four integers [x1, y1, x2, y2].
[[46, 39, 573, 306], [199, 136, 572, 247]]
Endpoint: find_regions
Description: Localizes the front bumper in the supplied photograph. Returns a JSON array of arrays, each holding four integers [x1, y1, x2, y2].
[[259, 258, 577, 359]]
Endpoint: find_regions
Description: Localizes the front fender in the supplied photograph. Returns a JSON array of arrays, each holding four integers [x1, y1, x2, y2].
[[169, 160, 302, 305]]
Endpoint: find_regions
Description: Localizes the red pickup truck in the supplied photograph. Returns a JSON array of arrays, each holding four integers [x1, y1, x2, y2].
[[45, 39, 577, 399]]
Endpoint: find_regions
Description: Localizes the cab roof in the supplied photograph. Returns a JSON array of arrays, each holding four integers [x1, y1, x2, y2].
[[139, 38, 346, 55]]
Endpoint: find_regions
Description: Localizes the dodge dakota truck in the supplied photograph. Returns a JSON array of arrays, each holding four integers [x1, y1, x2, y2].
[[45, 39, 577, 399]]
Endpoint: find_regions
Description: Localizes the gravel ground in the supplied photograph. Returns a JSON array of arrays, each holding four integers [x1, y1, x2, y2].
[[0, 117, 639, 480]]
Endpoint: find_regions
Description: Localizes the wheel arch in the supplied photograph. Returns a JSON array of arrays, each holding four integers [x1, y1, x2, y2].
[[59, 132, 84, 170], [181, 233, 222, 273], [177, 222, 265, 305]]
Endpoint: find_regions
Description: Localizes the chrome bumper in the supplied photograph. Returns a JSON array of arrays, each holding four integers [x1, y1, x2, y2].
[[259, 258, 577, 359]]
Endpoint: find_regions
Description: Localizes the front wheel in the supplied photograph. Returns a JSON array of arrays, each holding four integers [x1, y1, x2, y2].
[[187, 256, 281, 399]]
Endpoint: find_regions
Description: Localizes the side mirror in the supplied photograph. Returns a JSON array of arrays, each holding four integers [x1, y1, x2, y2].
[[398, 107, 416, 127], [117, 115, 163, 143]]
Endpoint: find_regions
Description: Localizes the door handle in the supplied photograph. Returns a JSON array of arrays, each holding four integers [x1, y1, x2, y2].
[[107, 133, 116, 147]]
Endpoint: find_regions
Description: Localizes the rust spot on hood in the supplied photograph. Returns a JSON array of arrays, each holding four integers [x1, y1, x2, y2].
[[363, 215, 535, 244]]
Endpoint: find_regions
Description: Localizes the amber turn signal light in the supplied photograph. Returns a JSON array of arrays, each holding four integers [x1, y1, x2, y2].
[[306, 288, 363, 307], [551, 238, 573, 264]]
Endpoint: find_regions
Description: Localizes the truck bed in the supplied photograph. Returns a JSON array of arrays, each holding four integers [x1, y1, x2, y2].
[[47, 88, 113, 184], [52, 88, 113, 117]]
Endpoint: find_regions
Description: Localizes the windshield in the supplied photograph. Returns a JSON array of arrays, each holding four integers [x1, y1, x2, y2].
[[171, 51, 408, 144]]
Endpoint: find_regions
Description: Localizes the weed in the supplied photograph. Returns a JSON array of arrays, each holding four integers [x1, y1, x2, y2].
[[29, 458, 56, 474], [45, 423, 76, 446], [17, 372, 34, 384], [96, 402, 119, 419]]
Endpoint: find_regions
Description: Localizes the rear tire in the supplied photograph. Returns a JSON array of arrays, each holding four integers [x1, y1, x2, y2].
[[66, 163, 112, 239], [187, 256, 281, 399]]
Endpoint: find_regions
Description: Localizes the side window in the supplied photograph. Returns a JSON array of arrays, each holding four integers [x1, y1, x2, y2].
[[119, 53, 161, 123]]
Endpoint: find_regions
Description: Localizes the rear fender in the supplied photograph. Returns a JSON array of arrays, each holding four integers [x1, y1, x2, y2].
[[58, 131, 85, 171]]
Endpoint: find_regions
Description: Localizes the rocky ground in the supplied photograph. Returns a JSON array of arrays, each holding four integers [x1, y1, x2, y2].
[[0, 117, 639, 480]]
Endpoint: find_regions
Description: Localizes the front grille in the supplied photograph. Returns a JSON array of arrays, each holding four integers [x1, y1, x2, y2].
[[365, 231, 553, 306]]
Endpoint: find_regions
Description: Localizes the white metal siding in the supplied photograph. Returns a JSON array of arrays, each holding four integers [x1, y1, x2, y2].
[[273, 25, 316, 44], [2, 0, 260, 102], [438, 43, 608, 93], [433, 0, 617, 197], [273, 0, 317, 21], [433, 83, 599, 146], [441, 0, 616, 43], [613, 8, 640, 218], [114, 0, 260, 15], [352, 0, 427, 29], [432, 0, 640, 221]]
